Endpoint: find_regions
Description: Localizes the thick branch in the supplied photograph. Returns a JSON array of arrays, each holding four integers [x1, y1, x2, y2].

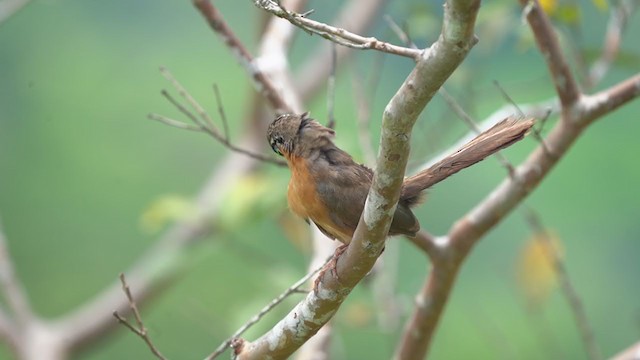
[[579, 73, 640, 125], [395, 69, 640, 360], [234, 0, 480, 358]]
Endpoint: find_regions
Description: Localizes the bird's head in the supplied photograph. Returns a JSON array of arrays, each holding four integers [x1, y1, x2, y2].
[[267, 112, 335, 157]]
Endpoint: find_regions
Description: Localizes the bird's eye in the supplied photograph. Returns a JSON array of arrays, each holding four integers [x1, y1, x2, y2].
[[270, 136, 284, 156]]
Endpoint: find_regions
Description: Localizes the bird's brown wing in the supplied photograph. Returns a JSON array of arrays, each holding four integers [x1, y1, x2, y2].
[[310, 146, 419, 239]]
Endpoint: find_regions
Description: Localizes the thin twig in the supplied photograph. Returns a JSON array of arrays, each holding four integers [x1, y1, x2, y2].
[[326, 43, 337, 129], [492, 80, 551, 155], [151, 67, 287, 166], [350, 70, 376, 166], [383, 14, 417, 49], [522, 210, 602, 360], [193, 0, 293, 113], [587, 0, 636, 89], [520, 0, 581, 108], [160, 66, 216, 131], [0, 217, 33, 326], [113, 273, 167, 360], [212, 84, 230, 142], [441, 92, 601, 360], [253, 0, 422, 60], [439, 88, 515, 176], [295, 0, 387, 100], [205, 256, 332, 360]]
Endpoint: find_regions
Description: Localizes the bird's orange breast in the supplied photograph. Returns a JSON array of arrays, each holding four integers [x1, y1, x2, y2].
[[286, 155, 353, 243]]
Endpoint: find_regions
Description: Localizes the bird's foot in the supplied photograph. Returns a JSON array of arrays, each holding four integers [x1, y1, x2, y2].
[[313, 244, 348, 292]]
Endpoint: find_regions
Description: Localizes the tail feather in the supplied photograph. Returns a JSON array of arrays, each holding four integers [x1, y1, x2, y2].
[[401, 117, 535, 205]]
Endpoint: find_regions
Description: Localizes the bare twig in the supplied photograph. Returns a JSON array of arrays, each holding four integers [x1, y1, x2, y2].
[[150, 67, 286, 166], [453, 89, 598, 358], [522, 210, 602, 360], [193, 0, 293, 113], [253, 0, 422, 60], [395, 69, 640, 360], [205, 256, 332, 360], [0, 0, 31, 25], [326, 43, 337, 129], [295, 0, 387, 100], [587, 0, 636, 89], [406, 230, 440, 261], [520, 0, 581, 108], [384, 14, 417, 49], [212, 84, 230, 142], [439, 88, 515, 175], [351, 70, 376, 166], [0, 218, 34, 327], [492, 80, 552, 157], [113, 273, 167, 360]]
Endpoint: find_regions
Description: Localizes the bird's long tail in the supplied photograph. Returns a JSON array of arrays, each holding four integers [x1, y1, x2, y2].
[[401, 117, 536, 206]]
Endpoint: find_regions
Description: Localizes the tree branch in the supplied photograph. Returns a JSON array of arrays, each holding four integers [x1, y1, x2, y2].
[[206, 256, 330, 360], [520, 0, 581, 108], [0, 218, 34, 327], [522, 210, 601, 360], [395, 52, 640, 360], [193, 0, 293, 114], [295, 0, 387, 100], [233, 0, 481, 357], [611, 340, 640, 360], [0, 0, 31, 25], [253, 0, 421, 60], [579, 73, 640, 125], [113, 274, 167, 360]]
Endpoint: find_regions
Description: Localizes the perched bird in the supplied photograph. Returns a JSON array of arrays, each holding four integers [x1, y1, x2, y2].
[[267, 112, 534, 245]]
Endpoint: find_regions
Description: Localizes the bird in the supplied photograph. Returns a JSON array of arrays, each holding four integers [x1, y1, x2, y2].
[[267, 112, 534, 245]]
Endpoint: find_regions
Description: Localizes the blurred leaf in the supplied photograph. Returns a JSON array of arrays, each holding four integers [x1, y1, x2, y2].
[[539, 0, 558, 14], [516, 230, 564, 308], [342, 300, 374, 328], [581, 47, 640, 69], [140, 194, 196, 234], [592, 0, 608, 12], [555, 4, 581, 24], [404, 4, 440, 42], [218, 173, 285, 230], [278, 212, 312, 253], [475, 2, 517, 53]]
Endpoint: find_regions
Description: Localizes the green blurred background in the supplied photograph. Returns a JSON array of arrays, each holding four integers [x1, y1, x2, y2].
[[0, 0, 638, 359]]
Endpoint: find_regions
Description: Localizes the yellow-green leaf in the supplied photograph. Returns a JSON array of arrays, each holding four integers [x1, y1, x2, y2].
[[516, 230, 564, 308], [140, 194, 196, 234]]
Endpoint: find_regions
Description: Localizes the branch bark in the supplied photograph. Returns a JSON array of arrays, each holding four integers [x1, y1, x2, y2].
[[233, 0, 481, 358], [521, 0, 581, 108], [394, 51, 640, 360]]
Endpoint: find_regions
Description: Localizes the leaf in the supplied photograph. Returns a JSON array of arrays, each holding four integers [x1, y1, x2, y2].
[[555, 4, 581, 24], [539, 0, 558, 15], [516, 230, 564, 308], [217, 173, 285, 230], [342, 300, 373, 328], [277, 212, 312, 253], [592, 0, 608, 12], [140, 194, 196, 234]]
